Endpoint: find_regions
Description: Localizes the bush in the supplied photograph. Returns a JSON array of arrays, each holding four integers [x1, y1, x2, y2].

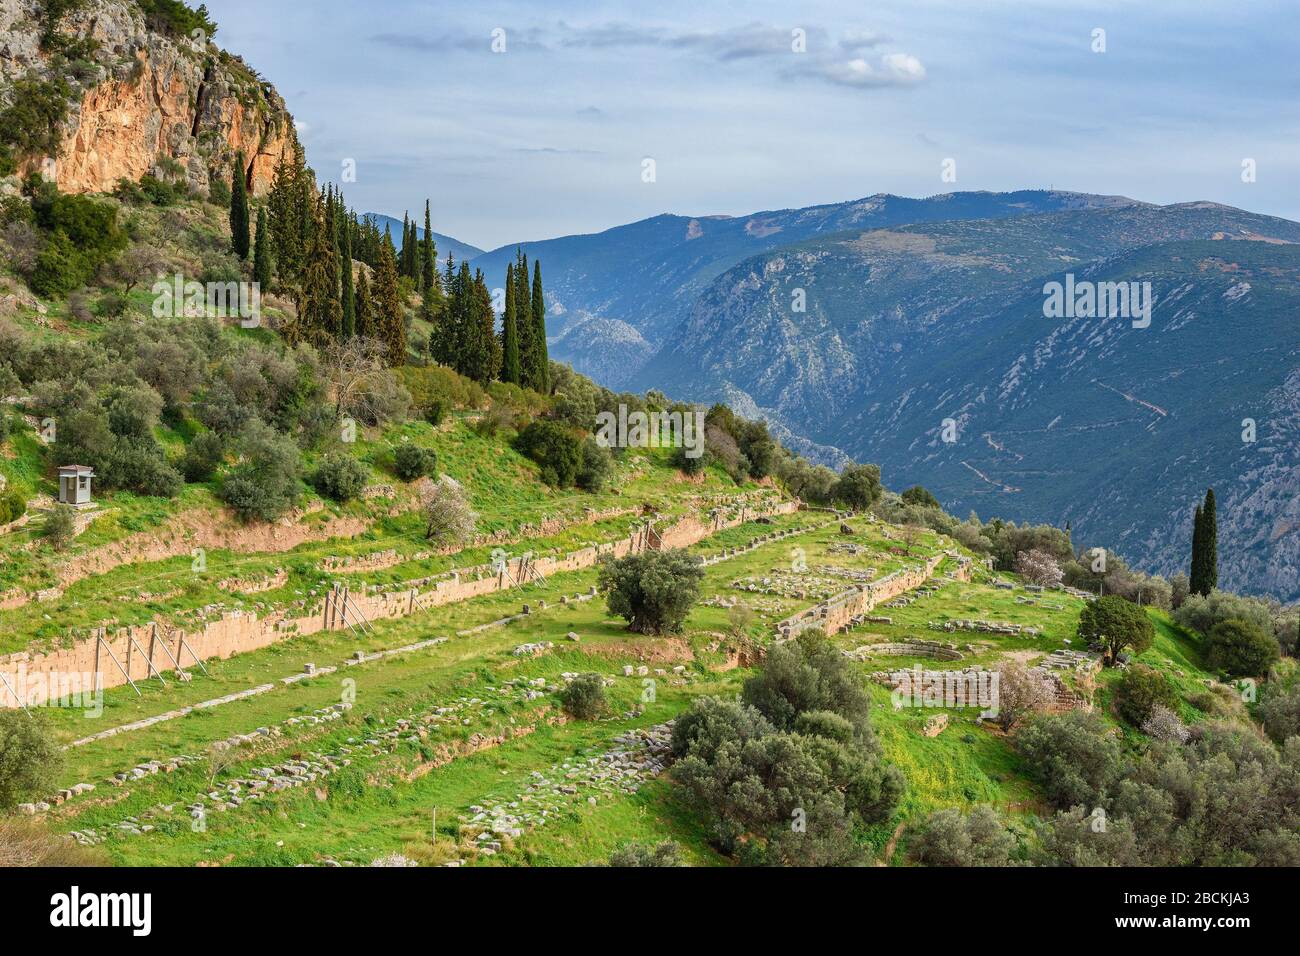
[[907, 807, 1016, 866], [742, 630, 873, 735], [0, 711, 62, 811], [39, 505, 76, 550], [0, 489, 27, 526], [514, 419, 584, 487], [560, 673, 608, 720], [207, 176, 232, 208], [900, 485, 940, 508], [1173, 589, 1276, 640], [1205, 618, 1280, 677], [598, 548, 704, 635], [312, 452, 368, 502], [1015, 711, 1125, 811], [608, 841, 683, 867], [1257, 684, 1300, 745], [392, 443, 437, 482], [220, 422, 301, 522], [1141, 704, 1190, 744], [181, 431, 225, 483], [577, 438, 613, 492], [1114, 664, 1180, 727], [423, 398, 449, 426]]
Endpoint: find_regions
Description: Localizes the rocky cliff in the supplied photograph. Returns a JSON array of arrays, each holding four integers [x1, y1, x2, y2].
[[0, 0, 296, 196]]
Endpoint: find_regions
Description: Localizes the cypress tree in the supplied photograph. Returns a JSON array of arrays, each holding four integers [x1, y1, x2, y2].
[[268, 143, 307, 286], [421, 200, 437, 294], [514, 249, 532, 382], [296, 201, 342, 345], [528, 259, 549, 393], [252, 206, 272, 289], [354, 267, 374, 339], [500, 262, 521, 384], [340, 223, 355, 338], [230, 151, 250, 260], [1201, 488, 1218, 594], [468, 269, 501, 384], [373, 235, 405, 366]]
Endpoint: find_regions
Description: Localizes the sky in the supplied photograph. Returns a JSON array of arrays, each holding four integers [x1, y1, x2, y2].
[[204, 0, 1300, 252]]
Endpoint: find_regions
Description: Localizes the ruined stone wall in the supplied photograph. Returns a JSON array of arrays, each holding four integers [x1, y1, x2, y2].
[[0, 498, 798, 706], [776, 554, 944, 639]]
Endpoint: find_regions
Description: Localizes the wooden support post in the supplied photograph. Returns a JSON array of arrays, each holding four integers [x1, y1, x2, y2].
[[97, 636, 140, 696], [176, 633, 209, 677], [151, 623, 188, 677], [0, 670, 30, 714], [127, 632, 166, 687]]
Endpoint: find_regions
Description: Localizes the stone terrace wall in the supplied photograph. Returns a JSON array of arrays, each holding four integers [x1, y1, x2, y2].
[[0, 498, 799, 707], [776, 554, 944, 640]]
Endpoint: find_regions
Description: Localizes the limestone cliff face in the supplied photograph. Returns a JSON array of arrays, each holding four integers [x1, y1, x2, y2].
[[0, 0, 296, 195]]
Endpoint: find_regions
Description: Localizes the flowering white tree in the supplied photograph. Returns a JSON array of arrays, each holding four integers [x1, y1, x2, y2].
[[1014, 548, 1064, 588], [420, 477, 477, 547]]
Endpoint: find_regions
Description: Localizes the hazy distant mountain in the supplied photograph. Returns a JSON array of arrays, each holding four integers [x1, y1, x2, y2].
[[362, 214, 484, 264], [470, 190, 1138, 366], [638, 201, 1300, 600]]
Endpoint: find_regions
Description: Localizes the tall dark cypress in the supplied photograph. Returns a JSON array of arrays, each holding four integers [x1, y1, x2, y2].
[[500, 262, 520, 384], [229, 151, 250, 260], [354, 267, 374, 339], [421, 200, 437, 293], [373, 235, 405, 366], [528, 260, 549, 393], [514, 249, 532, 382], [252, 206, 272, 289], [1201, 488, 1218, 594], [340, 224, 355, 338]]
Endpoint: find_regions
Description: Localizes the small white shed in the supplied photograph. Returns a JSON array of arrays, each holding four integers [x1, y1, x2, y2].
[[57, 465, 94, 506]]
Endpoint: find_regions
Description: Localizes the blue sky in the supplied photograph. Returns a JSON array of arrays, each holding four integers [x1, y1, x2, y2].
[[205, 0, 1299, 251]]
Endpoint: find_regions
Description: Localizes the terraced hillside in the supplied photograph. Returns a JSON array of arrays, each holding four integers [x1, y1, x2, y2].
[[9, 480, 1230, 866]]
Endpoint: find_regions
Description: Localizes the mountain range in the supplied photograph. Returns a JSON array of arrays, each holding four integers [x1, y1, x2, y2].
[[470, 192, 1300, 602]]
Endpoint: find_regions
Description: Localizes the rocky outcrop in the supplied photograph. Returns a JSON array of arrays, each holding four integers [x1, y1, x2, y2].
[[0, 0, 295, 195]]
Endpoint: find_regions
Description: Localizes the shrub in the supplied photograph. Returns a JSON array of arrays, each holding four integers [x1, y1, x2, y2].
[[1141, 704, 1190, 744], [207, 176, 232, 208], [990, 660, 1054, 731], [0, 711, 62, 811], [598, 548, 704, 635], [577, 438, 613, 492], [514, 419, 584, 487], [742, 630, 873, 735], [419, 478, 476, 547], [39, 505, 76, 550], [1015, 711, 1125, 811], [181, 431, 225, 483], [423, 398, 449, 426], [220, 421, 301, 522], [392, 443, 437, 482], [1257, 684, 1300, 744], [560, 673, 608, 720], [1114, 664, 1180, 727], [900, 485, 940, 508], [312, 452, 368, 502], [0, 489, 27, 526], [608, 841, 683, 867], [906, 807, 1016, 866], [1205, 618, 1280, 677], [1173, 589, 1275, 639]]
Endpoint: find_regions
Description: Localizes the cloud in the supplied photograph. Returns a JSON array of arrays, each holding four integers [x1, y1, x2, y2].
[[371, 20, 926, 91], [817, 52, 927, 88]]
